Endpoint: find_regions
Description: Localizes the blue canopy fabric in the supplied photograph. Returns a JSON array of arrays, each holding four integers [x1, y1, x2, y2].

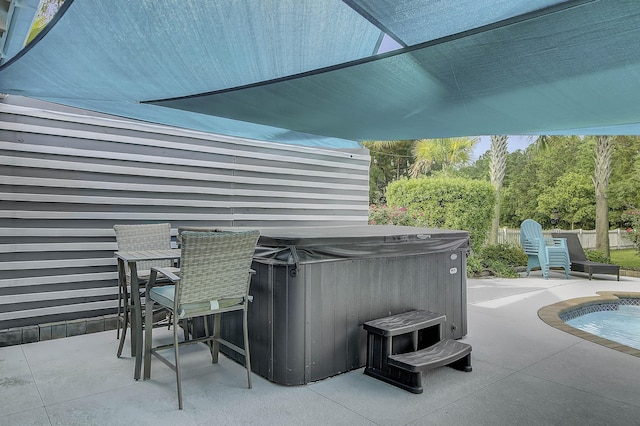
[[1, 0, 639, 146], [0, 0, 382, 148], [343, 0, 567, 47]]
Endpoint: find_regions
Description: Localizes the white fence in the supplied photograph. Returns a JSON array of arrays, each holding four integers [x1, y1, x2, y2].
[[497, 228, 635, 250]]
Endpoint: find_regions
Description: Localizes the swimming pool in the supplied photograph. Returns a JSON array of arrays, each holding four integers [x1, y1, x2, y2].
[[564, 303, 640, 350], [538, 292, 640, 357]]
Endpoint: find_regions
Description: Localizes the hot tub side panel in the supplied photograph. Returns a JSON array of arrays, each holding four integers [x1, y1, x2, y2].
[[304, 251, 466, 384], [225, 248, 466, 386], [237, 259, 309, 385]]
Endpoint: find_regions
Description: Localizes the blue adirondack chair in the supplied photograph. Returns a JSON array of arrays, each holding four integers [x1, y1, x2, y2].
[[520, 219, 570, 279]]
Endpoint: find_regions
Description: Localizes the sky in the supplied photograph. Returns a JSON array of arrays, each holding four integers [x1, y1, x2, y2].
[[472, 135, 534, 160]]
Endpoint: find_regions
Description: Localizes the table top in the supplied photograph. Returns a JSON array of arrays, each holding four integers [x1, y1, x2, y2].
[[114, 249, 181, 262]]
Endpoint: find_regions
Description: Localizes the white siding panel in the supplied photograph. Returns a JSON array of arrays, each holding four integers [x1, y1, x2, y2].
[[0, 258, 115, 271], [0, 301, 118, 322], [0, 227, 115, 237], [0, 287, 117, 304], [0, 140, 369, 181], [0, 242, 116, 253], [0, 175, 369, 201], [0, 272, 117, 288], [0, 192, 369, 210], [1, 211, 236, 221], [0, 155, 366, 190], [0, 120, 369, 171]]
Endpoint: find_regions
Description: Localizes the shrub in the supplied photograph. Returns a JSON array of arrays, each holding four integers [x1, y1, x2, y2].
[[623, 208, 640, 253], [481, 258, 521, 278], [368, 205, 418, 226], [481, 243, 528, 267], [385, 177, 495, 251], [466, 253, 483, 276], [467, 243, 526, 278], [584, 249, 610, 264]]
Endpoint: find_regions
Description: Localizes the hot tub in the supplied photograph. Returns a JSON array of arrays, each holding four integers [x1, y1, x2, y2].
[[221, 225, 471, 385]]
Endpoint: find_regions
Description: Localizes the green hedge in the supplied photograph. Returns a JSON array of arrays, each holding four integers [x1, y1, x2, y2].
[[385, 177, 495, 251]]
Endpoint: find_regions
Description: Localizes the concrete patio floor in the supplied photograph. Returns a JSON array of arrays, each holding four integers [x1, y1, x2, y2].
[[2, 272, 640, 425]]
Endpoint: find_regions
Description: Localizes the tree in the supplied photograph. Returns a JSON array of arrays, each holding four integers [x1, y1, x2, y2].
[[501, 136, 592, 227], [362, 138, 477, 204], [608, 136, 640, 226], [531, 135, 550, 153], [360, 140, 414, 204], [488, 135, 508, 244], [410, 137, 478, 177], [594, 136, 612, 257], [497, 150, 530, 227], [536, 172, 595, 229], [459, 150, 490, 181], [457, 134, 637, 234]]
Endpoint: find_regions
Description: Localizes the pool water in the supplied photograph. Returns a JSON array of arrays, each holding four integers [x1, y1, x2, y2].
[[566, 304, 640, 350]]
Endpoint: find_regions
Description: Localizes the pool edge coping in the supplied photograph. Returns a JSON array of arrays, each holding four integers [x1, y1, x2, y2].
[[538, 291, 640, 358]]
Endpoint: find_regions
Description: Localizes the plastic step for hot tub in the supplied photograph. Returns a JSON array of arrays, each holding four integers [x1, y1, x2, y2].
[[387, 338, 472, 394], [363, 310, 472, 394], [363, 310, 446, 338]]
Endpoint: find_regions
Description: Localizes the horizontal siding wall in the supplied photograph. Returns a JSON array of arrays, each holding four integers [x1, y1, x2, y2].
[[0, 97, 370, 329]]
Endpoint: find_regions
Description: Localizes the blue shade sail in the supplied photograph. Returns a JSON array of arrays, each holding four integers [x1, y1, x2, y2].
[[0, 0, 381, 147], [345, 0, 571, 46], [37, 97, 362, 148], [0, 0, 382, 98], [2, 0, 640, 145], [149, 0, 640, 139]]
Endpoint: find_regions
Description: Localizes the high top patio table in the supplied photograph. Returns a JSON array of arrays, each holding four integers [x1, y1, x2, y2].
[[115, 249, 181, 380]]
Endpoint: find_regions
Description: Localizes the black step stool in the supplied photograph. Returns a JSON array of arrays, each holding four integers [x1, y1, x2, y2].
[[363, 310, 472, 393]]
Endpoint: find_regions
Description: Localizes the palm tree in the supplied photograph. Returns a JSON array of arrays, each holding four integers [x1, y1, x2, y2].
[[594, 135, 612, 258], [531, 135, 550, 152], [361, 137, 477, 204], [410, 137, 478, 177], [488, 135, 508, 244]]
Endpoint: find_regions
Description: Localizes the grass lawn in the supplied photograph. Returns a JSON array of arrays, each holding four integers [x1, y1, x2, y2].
[[610, 248, 640, 270]]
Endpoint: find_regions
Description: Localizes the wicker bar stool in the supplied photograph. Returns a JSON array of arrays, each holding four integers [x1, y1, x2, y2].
[[143, 229, 259, 409]]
